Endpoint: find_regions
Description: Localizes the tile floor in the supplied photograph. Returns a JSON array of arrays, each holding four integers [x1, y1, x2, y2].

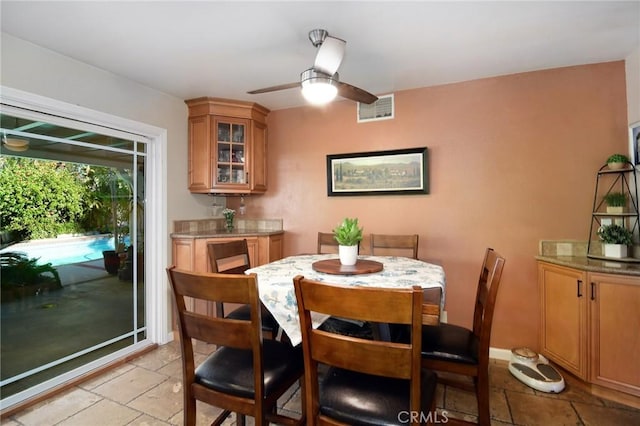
[[2, 340, 640, 426]]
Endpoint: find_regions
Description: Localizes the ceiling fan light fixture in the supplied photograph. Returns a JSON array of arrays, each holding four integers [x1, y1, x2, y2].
[[301, 69, 339, 105], [2, 134, 30, 152]]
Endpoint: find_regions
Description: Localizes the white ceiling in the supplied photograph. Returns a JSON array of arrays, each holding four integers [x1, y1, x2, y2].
[[1, 1, 638, 111]]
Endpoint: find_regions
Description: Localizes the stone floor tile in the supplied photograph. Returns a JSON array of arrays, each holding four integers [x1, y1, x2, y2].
[[434, 383, 445, 408], [490, 363, 536, 394], [129, 343, 182, 372], [12, 387, 102, 426], [192, 340, 217, 356], [507, 390, 580, 425], [127, 378, 184, 421], [0, 418, 21, 426], [533, 382, 605, 406], [156, 352, 208, 379], [443, 385, 511, 423], [79, 363, 136, 391], [573, 400, 640, 426], [444, 385, 478, 416], [279, 385, 302, 415], [91, 366, 168, 404], [126, 414, 173, 425], [57, 399, 141, 426]]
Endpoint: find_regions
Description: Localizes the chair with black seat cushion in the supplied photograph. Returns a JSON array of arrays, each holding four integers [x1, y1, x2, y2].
[[370, 233, 419, 259], [207, 239, 279, 339], [166, 266, 304, 426], [294, 276, 437, 426], [421, 248, 505, 426], [316, 232, 339, 254]]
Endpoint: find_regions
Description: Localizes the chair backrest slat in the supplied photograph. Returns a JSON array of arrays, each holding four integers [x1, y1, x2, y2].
[[182, 311, 253, 348], [302, 283, 415, 324], [370, 234, 419, 259], [310, 331, 413, 378], [316, 232, 339, 254], [208, 239, 251, 273]]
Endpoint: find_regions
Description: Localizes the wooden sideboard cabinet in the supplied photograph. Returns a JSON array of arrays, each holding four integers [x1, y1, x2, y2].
[[185, 97, 269, 194], [171, 233, 283, 316], [538, 261, 640, 396]]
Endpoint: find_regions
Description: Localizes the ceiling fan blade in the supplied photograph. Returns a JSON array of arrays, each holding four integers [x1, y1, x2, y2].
[[313, 36, 346, 76], [247, 82, 301, 94], [337, 82, 378, 104]]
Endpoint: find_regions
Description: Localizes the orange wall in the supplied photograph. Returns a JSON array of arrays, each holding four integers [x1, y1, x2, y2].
[[244, 61, 628, 350]]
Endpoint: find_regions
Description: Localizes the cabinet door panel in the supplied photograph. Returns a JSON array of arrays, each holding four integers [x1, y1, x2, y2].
[[188, 116, 211, 192], [590, 273, 640, 394], [539, 263, 588, 379], [250, 120, 267, 192]]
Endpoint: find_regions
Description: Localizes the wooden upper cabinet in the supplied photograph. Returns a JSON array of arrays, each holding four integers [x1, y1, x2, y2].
[[185, 97, 270, 194]]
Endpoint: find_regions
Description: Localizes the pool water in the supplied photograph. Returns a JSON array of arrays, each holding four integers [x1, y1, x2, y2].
[[0, 235, 119, 266]]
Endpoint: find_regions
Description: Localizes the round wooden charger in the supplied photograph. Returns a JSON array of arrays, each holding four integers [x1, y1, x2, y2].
[[311, 259, 383, 275]]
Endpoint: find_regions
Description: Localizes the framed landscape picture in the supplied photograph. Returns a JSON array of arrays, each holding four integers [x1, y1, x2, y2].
[[327, 147, 429, 196]]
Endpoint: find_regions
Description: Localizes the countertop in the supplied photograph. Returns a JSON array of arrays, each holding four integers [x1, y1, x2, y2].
[[171, 229, 284, 239], [171, 218, 284, 239], [536, 255, 640, 277]]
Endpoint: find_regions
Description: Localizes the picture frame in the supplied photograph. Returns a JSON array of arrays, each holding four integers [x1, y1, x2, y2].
[[327, 147, 429, 196], [631, 121, 640, 166]]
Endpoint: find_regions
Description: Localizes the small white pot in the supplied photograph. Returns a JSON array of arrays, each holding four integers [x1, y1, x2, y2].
[[606, 206, 624, 214], [603, 244, 628, 259], [338, 245, 358, 266]]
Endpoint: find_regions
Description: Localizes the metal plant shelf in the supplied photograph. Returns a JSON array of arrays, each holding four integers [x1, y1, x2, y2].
[[587, 162, 640, 262]]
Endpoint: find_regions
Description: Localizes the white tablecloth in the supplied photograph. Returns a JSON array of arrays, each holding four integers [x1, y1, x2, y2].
[[246, 254, 446, 346]]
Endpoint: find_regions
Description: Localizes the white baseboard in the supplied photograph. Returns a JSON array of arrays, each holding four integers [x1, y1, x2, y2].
[[490, 347, 512, 361]]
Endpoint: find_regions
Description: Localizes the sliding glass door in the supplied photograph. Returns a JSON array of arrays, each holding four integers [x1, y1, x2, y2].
[[0, 111, 148, 403]]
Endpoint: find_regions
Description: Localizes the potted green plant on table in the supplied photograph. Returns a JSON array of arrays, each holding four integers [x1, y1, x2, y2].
[[332, 217, 363, 266], [603, 192, 627, 214], [597, 224, 633, 258], [606, 154, 630, 170]]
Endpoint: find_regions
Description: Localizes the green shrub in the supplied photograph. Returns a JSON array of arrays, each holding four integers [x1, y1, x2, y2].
[[597, 224, 633, 245], [0, 252, 62, 289], [603, 192, 627, 207], [0, 158, 88, 239], [606, 153, 629, 164]]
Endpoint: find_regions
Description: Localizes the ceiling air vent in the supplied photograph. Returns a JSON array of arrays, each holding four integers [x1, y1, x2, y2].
[[357, 94, 394, 123]]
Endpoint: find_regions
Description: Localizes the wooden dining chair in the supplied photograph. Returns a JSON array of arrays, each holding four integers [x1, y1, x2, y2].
[[166, 266, 304, 426], [207, 239, 279, 338], [370, 233, 419, 259], [420, 248, 505, 426], [316, 232, 339, 254], [294, 276, 437, 425]]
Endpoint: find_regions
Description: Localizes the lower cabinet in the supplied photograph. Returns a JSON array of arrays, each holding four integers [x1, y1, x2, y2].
[[171, 233, 283, 316], [538, 262, 640, 396]]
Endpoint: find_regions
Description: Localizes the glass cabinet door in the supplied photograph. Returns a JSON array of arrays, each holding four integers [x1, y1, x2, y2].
[[216, 119, 246, 185]]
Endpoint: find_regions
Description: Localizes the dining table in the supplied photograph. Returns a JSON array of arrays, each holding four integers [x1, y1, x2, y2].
[[246, 253, 446, 346]]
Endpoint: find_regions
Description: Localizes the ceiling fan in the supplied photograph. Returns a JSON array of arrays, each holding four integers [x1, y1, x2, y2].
[[248, 29, 378, 105]]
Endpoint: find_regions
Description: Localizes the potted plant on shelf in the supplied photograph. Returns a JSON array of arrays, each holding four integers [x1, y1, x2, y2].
[[332, 217, 363, 266], [597, 224, 633, 258], [603, 192, 627, 214], [606, 153, 630, 170]]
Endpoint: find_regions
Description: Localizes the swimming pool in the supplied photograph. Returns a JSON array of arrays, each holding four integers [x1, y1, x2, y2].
[[0, 235, 119, 266]]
